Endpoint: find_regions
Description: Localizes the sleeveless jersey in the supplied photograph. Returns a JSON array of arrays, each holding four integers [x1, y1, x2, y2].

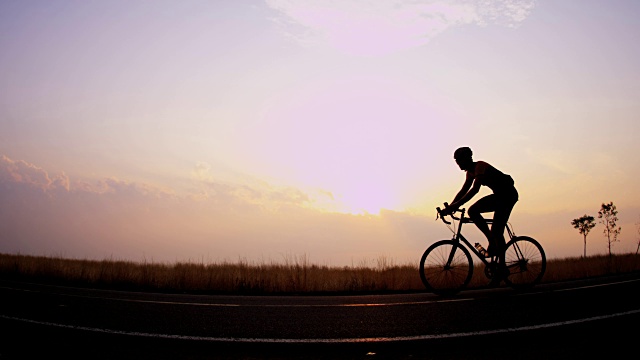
[[466, 161, 514, 193]]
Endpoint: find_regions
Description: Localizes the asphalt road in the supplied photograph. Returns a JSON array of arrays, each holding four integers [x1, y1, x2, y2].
[[1, 274, 639, 359]]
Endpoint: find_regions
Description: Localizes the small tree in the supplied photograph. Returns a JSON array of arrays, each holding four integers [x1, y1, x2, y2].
[[571, 215, 596, 257], [597, 202, 621, 257]]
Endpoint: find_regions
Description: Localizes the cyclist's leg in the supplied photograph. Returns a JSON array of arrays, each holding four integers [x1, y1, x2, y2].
[[488, 208, 509, 287], [490, 205, 512, 255], [491, 189, 518, 264], [468, 194, 497, 246]]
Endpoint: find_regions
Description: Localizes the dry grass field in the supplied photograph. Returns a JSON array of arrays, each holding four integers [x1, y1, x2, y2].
[[1, 252, 639, 295]]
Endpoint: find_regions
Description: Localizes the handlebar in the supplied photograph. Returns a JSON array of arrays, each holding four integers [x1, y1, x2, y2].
[[436, 202, 464, 225]]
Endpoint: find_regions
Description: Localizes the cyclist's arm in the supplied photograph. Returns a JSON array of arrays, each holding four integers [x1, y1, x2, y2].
[[450, 178, 480, 209], [451, 171, 473, 203]]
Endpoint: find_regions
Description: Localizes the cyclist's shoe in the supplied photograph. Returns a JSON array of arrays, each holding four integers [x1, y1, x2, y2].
[[497, 264, 509, 280], [487, 266, 508, 287], [488, 277, 501, 287]]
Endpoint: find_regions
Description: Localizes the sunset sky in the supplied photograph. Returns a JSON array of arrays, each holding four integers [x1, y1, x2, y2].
[[2, 0, 639, 266]]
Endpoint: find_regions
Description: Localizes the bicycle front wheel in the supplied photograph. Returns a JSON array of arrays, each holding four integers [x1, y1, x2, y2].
[[419, 240, 473, 296], [503, 236, 546, 289]]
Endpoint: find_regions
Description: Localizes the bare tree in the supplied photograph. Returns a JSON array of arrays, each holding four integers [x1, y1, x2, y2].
[[597, 202, 621, 257], [571, 215, 596, 257]]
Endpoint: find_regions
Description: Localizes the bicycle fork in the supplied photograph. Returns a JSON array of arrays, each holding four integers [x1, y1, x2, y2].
[[445, 235, 465, 270]]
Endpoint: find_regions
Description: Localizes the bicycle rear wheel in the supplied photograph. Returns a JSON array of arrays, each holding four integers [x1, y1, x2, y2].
[[503, 236, 546, 289], [419, 240, 473, 296]]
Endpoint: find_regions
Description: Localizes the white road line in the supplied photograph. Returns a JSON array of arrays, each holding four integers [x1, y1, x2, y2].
[[2, 309, 639, 343], [554, 278, 640, 291]]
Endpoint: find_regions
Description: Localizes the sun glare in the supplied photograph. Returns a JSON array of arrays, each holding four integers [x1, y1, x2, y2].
[[241, 73, 454, 217]]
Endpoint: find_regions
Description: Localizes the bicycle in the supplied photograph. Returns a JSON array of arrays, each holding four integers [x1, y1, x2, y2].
[[419, 203, 546, 295]]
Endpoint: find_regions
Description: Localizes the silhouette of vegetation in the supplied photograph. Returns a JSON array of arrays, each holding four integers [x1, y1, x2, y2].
[[2, 252, 640, 295], [598, 202, 621, 258], [571, 215, 596, 257]]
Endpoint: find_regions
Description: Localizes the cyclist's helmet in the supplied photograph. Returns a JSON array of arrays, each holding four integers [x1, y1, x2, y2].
[[454, 147, 472, 160]]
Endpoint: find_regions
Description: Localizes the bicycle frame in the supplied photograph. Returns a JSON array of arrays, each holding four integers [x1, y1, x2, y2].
[[441, 208, 515, 266], [422, 204, 546, 294]]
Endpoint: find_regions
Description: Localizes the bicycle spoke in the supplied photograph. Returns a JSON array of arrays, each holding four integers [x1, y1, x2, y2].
[[503, 236, 546, 288], [420, 240, 473, 295]]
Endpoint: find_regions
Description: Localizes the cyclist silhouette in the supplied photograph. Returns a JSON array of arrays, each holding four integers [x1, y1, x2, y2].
[[441, 147, 519, 263]]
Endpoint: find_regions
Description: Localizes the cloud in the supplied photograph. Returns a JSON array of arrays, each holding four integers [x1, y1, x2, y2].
[[189, 161, 313, 211], [0, 155, 438, 265], [0, 156, 315, 216], [265, 0, 536, 55], [476, 0, 537, 26], [0, 155, 70, 192]]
